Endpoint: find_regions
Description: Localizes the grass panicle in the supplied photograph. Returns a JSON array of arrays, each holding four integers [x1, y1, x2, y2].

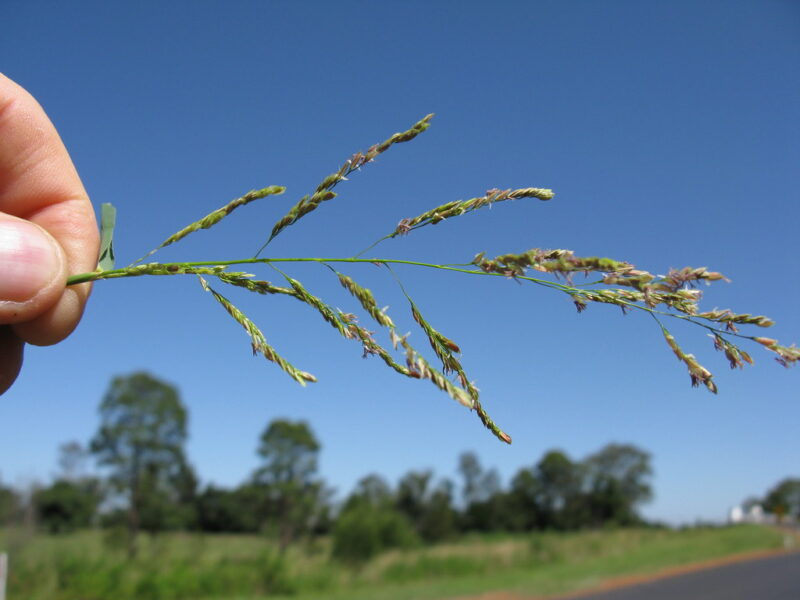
[[64, 112, 797, 443]]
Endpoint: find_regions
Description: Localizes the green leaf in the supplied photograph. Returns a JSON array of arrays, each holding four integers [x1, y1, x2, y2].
[[97, 203, 116, 271]]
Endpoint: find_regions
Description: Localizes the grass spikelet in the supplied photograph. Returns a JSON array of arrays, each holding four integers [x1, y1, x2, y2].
[[337, 311, 410, 374], [402, 343, 473, 408], [257, 114, 434, 252], [282, 276, 351, 339], [710, 334, 753, 369], [409, 303, 462, 374], [137, 186, 285, 263], [474, 248, 631, 279], [337, 273, 395, 328], [197, 276, 316, 385], [660, 325, 717, 393], [754, 339, 800, 368], [97, 262, 230, 279], [215, 272, 296, 297]]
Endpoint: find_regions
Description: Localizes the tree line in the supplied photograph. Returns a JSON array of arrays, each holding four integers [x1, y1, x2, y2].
[[1, 371, 787, 564]]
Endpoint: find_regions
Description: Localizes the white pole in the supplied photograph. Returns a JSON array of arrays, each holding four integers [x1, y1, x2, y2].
[[0, 552, 7, 600]]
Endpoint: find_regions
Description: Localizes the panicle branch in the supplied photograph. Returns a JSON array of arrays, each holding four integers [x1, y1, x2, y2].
[[393, 187, 554, 238], [136, 186, 285, 264], [197, 277, 316, 385], [473, 248, 631, 278], [660, 325, 717, 393], [710, 334, 753, 370], [336, 268, 511, 443], [258, 114, 434, 251]]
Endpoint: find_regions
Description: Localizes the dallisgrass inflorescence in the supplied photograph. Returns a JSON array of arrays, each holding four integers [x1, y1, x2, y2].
[[67, 115, 798, 444]]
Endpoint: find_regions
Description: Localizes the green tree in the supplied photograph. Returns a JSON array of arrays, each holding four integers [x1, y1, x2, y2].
[[332, 503, 418, 566], [0, 483, 19, 524], [89, 372, 191, 557], [33, 479, 101, 533], [395, 470, 458, 542], [253, 419, 326, 551], [342, 474, 393, 512], [32, 441, 103, 533], [582, 443, 653, 526], [57, 441, 90, 481], [763, 478, 800, 520], [418, 478, 458, 542], [457, 452, 507, 532], [508, 467, 544, 531], [532, 450, 585, 530], [137, 456, 198, 533], [195, 484, 262, 533]]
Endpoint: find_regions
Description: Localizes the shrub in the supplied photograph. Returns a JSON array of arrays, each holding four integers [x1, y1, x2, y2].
[[332, 506, 418, 565]]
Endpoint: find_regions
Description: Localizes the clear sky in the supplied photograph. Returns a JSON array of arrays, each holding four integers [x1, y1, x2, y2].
[[1, 1, 797, 525]]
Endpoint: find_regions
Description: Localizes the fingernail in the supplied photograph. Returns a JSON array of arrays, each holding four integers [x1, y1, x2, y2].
[[0, 221, 62, 302]]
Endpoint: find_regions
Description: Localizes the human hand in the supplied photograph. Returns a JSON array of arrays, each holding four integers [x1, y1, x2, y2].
[[0, 73, 99, 393]]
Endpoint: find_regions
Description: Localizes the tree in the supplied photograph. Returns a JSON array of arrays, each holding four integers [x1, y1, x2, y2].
[[417, 478, 458, 542], [508, 467, 544, 531], [395, 470, 458, 542], [33, 479, 100, 533], [342, 474, 393, 512], [332, 503, 417, 566], [195, 484, 262, 533], [532, 450, 585, 530], [137, 456, 198, 533], [582, 443, 653, 526], [89, 372, 191, 557], [31, 441, 103, 533], [457, 452, 507, 532], [458, 451, 501, 506], [57, 441, 90, 481], [253, 419, 325, 551], [763, 478, 800, 521], [0, 483, 19, 524]]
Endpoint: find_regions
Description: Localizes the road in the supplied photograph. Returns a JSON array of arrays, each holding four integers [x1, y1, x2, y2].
[[561, 552, 800, 600]]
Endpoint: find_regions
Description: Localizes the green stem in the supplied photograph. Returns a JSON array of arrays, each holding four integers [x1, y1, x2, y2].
[[66, 257, 763, 344], [68, 257, 572, 291]]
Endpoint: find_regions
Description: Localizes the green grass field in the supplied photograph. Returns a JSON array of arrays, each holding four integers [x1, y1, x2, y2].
[[0, 525, 790, 600]]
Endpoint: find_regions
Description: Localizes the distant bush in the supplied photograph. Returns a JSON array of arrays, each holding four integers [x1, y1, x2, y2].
[[332, 505, 418, 565], [382, 554, 486, 582]]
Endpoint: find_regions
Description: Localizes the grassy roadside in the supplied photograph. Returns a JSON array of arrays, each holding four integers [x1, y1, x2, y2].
[[292, 525, 790, 600], [0, 525, 790, 600]]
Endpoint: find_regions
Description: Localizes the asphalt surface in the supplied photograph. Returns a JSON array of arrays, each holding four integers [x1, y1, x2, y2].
[[565, 552, 800, 600]]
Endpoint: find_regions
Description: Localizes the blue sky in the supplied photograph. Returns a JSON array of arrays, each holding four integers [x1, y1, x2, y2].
[[1, 1, 798, 524]]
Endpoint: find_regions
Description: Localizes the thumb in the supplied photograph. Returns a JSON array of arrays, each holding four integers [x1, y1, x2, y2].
[[0, 214, 68, 324]]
